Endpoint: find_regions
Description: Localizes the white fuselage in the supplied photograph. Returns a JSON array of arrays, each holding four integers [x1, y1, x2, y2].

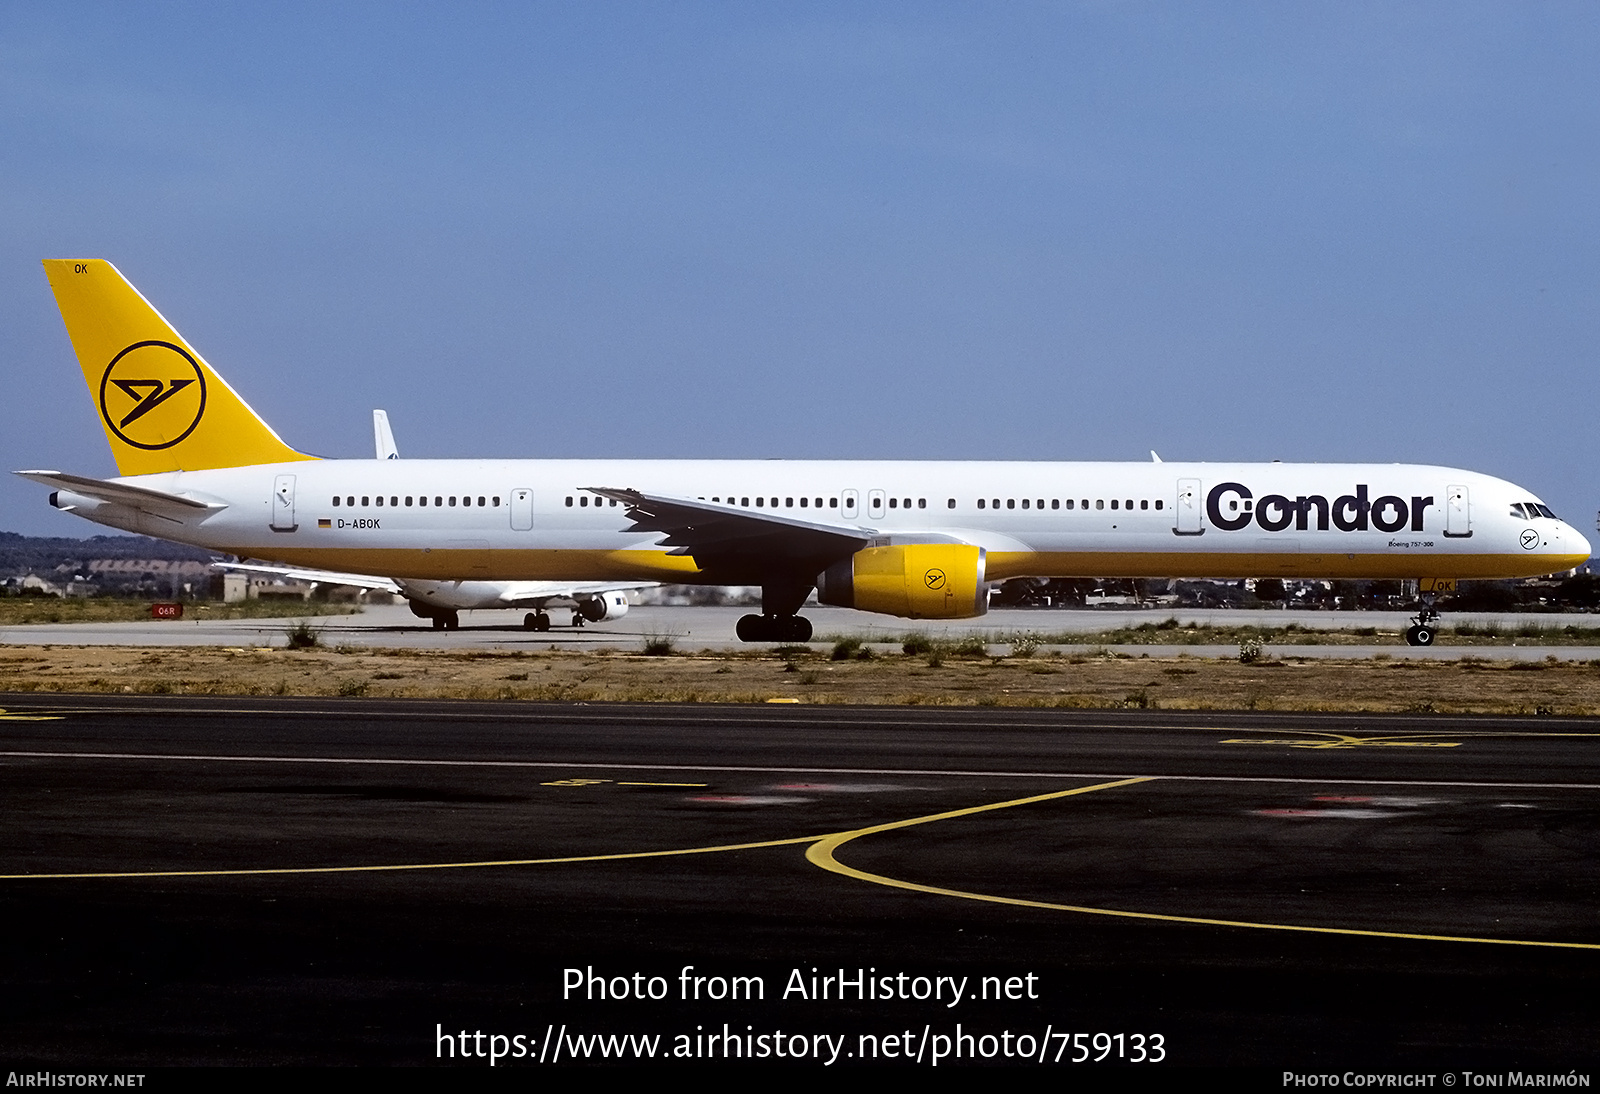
[[50, 458, 1590, 585]]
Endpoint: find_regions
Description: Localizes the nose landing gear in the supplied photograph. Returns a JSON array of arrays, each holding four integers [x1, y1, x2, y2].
[[1405, 607, 1440, 647]]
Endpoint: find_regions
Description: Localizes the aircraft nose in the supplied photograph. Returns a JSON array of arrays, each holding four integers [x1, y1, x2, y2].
[[1567, 523, 1593, 564]]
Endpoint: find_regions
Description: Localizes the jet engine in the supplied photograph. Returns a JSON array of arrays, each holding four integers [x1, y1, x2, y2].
[[577, 592, 630, 622], [816, 543, 988, 619]]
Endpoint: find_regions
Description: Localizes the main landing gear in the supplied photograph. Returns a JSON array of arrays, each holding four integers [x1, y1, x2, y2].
[[430, 610, 460, 631], [736, 614, 813, 642], [736, 580, 815, 643], [523, 611, 551, 632], [1405, 606, 1440, 647]]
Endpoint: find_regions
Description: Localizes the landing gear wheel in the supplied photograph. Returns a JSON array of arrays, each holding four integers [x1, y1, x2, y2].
[[1406, 604, 1440, 647], [534, 611, 551, 632], [431, 616, 446, 631], [442, 611, 459, 631], [735, 614, 814, 642]]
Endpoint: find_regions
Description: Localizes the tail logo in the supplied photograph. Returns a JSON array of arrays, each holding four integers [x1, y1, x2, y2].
[[98, 341, 207, 450]]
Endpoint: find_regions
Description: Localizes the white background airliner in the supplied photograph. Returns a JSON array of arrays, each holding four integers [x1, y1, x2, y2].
[[21, 261, 1591, 643]]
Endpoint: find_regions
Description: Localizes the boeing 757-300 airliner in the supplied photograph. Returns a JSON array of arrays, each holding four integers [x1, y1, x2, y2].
[[19, 260, 1591, 643]]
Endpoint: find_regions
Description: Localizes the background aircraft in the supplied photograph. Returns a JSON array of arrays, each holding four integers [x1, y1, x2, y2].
[[212, 560, 640, 631]]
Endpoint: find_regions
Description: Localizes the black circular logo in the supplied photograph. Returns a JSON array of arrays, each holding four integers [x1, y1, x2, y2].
[[98, 341, 207, 450], [924, 568, 947, 590], [1519, 528, 1540, 551]]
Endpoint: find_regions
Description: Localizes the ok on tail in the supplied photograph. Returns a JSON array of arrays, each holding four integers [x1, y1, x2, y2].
[[43, 259, 316, 476]]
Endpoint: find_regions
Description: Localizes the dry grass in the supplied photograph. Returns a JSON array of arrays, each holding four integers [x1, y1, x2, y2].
[[2, 644, 1599, 715]]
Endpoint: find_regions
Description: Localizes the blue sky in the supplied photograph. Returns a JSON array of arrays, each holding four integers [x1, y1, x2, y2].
[[3, 2, 1596, 538]]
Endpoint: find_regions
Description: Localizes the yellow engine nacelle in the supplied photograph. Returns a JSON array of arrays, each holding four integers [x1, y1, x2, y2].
[[816, 544, 988, 619]]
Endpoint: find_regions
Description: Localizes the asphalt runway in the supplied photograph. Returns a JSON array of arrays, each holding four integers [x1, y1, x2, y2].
[[6, 603, 1599, 660], [1, 695, 1598, 1076]]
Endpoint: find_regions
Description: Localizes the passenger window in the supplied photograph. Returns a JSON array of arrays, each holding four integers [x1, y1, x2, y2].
[[405, 497, 413, 507], [435, 497, 443, 507], [786, 497, 794, 507], [1140, 500, 1148, 510], [391, 496, 398, 506], [918, 499, 926, 509], [419, 496, 427, 507], [1051, 499, 1059, 510], [830, 498, 837, 507], [1110, 500, 1117, 510], [1066, 500, 1074, 510], [579, 496, 588, 507], [493, 496, 501, 507], [1096, 500, 1103, 510], [1021, 499, 1030, 509], [800, 497, 808, 507], [946, 499, 955, 509], [361, 496, 369, 507], [565, 497, 573, 507], [978, 499, 986, 509], [450, 496, 458, 507], [889, 498, 898, 508], [1155, 499, 1163, 510], [332, 496, 341, 506], [1126, 499, 1133, 509], [1006, 499, 1015, 510], [347, 496, 355, 507], [742, 497, 749, 506], [478, 496, 486, 507]]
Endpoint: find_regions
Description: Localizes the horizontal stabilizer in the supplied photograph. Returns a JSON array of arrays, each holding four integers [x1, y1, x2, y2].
[[15, 469, 226, 516]]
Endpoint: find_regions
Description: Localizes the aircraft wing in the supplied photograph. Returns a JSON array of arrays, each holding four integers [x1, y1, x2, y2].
[[583, 487, 873, 565], [212, 561, 402, 593], [16, 470, 227, 516]]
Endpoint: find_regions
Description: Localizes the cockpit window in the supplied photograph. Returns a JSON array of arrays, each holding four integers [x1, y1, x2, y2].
[[1535, 504, 1557, 519], [1509, 503, 1527, 518]]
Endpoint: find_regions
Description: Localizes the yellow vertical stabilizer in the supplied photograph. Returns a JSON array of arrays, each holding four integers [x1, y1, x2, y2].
[[42, 259, 317, 475]]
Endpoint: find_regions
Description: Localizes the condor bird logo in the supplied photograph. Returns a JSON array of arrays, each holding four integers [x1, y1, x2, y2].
[[98, 341, 207, 450], [924, 568, 947, 590]]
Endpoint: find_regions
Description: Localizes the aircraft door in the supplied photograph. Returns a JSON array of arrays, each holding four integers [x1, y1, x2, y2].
[[271, 474, 297, 532], [841, 490, 859, 520], [510, 488, 534, 531], [1445, 484, 1471, 538], [868, 490, 886, 521], [1174, 478, 1203, 535]]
